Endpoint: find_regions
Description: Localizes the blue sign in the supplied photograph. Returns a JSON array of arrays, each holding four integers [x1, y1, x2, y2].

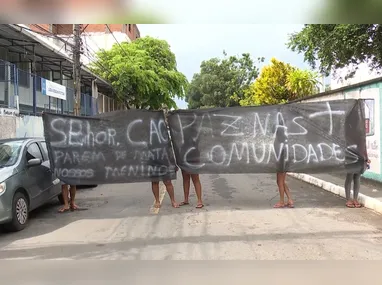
[[40, 78, 66, 100], [41, 78, 47, 96]]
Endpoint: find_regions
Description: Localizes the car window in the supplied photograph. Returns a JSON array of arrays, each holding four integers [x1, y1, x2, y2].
[[26, 143, 43, 161], [0, 141, 23, 167], [40, 142, 49, 160]]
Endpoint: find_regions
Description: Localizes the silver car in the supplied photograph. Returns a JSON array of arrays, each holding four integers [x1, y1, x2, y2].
[[0, 138, 63, 232]]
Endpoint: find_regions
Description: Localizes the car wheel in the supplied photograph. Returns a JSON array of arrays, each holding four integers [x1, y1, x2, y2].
[[4, 192, 29, 232], [57, 193, 65, 205]]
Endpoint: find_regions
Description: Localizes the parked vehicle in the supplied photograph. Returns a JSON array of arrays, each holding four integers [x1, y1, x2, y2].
[[0, 138, 63, 232]]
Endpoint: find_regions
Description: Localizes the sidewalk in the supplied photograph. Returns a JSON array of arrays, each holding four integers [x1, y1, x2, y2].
[[288, 172, 382, 214]]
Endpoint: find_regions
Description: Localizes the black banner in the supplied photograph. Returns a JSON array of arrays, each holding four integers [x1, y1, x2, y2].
[[168, 99, 367, 174], [42, 110, 177, 185]]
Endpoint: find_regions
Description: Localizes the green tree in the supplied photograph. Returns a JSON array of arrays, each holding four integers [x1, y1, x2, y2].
[[286, 69, 320, 98], [186, 52, 263, 109], [314, 0, 382, 24], [90, 36, 188, 110], [240, 58, 320, 106], [287, 24, 382, 79]]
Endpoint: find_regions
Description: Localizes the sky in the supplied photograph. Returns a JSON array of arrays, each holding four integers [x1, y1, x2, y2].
[[133, 0, 322, 24], [138, 24, 312, 109]]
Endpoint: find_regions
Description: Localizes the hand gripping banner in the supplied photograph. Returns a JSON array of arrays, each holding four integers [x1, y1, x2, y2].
[[167, 99, 367, 175], [42, 110, 178, 185]]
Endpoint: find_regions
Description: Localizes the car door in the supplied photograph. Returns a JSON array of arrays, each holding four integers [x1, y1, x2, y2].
[[38, 141, 61, 197], [24, 142, 51, 207]]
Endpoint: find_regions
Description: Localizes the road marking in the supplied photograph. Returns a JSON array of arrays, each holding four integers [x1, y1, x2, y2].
[[150, 183, 167, 214]]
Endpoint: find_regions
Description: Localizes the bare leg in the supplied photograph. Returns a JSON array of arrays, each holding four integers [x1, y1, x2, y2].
[[353, 174, 362, 208], [151, 181, 161, 208], [274, 172, 285, 208], [69, 185, 78, 210], [163, 180, 179, 208], [283, 174, 294, 207], [180, 170, 191, 205], [191, 174, 203, 208], [344, 173, 354, 207], [58, 184, 70, 212]]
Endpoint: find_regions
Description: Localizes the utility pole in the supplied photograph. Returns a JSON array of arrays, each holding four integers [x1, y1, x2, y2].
[[73, 24, 82, 116]]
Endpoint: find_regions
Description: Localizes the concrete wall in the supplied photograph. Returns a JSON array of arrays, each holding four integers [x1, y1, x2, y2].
[[0, 116, 16, 138], [299, 82, 382, 183], [0, 114, 44, 139]]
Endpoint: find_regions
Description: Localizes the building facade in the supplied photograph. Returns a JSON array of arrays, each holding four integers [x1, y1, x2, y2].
[[0, 24, 140, 118], [28, 24, 141, 65]]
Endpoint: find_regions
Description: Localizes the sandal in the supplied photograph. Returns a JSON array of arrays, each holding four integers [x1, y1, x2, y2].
[[179, 202, 189, 206], [286, 202, 295, 208], [346, 201, 355, 208], [273, 202, 285, 208], [196, 204, 204, 209], [353, 201, 362, 208]]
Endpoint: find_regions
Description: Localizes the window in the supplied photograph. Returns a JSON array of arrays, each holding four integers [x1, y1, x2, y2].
[[128, 24, 131, 32], [364, 99, 375, 136], [0, 141, 23, 167], [40, 142, 49, 160], [26, 143, 43, 161], [17, 68, 30, 88], [0, 63, 5, 81], [36, 76, 42, 91]]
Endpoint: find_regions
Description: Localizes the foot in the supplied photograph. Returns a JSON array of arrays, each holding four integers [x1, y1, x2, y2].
[[346, 201, 355, 208], [70, 203, 79, 211], [179, 201, 189, 206], [353, 200, 362, 208], [196, 203, 204, 209], [154, 201, 161, 208], [58, 207, 70, 213], [171, 201, 179, 208], [273, 202, 285, 208], [286, 200, 294, 208]]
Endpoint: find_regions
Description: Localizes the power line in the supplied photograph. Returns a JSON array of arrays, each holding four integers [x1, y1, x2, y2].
[[13, 24, 119, 98], [16, 24, 114, 84], [105, 24, 128, 57], [27, 24, 75, 48], [81, 24, 89, 34]]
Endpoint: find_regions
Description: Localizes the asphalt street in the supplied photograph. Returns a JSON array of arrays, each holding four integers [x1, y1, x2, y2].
[[1, 173, 382, 260]]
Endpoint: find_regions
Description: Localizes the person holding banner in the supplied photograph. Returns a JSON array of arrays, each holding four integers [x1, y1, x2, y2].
[[273, 118, 294, 209], [150, 109, 179, 209], [176, 128, 204, 209]]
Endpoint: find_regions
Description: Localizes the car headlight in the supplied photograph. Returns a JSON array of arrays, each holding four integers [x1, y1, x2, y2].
[[0, 182, 6, 196]]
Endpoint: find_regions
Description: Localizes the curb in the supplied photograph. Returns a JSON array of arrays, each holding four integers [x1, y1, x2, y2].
[[288, 173, 382, 214]]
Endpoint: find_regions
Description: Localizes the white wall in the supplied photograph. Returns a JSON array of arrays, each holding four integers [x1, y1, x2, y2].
[[331, 63, 381, 90], [81, 32, 132, 65], [0, 114, 43, 139]]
